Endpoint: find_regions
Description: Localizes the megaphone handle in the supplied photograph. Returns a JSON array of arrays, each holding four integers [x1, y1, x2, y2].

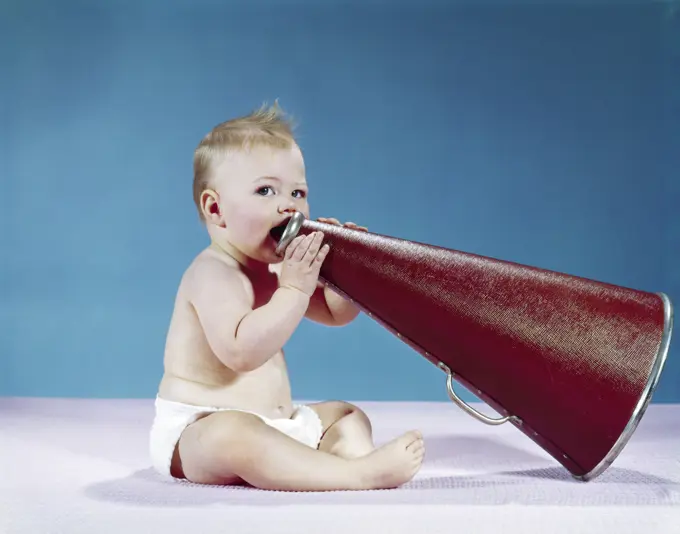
[[438, 362, 520, 426]]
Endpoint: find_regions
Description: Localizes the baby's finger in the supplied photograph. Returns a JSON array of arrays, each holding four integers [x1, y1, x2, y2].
[[283, 235, 305, 259], [292, 233, 315, 261], [345, 222, 367, 233], [314, 243, 330, 265], [325, 218, 341, 226], [302, 232, 324, 266]]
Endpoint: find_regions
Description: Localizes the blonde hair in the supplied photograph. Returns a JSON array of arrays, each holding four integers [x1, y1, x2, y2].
[[193, 101, 297, 221]]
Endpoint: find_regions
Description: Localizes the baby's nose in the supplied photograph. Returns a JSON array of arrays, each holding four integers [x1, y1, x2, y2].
[[278, 203, 297, 214]]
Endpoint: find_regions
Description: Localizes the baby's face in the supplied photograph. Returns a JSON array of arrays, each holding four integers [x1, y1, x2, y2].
[[212, 144, 310, 263]]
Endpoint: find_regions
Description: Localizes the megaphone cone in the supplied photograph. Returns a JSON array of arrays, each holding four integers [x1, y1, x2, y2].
[[272, 212, 673, 481]]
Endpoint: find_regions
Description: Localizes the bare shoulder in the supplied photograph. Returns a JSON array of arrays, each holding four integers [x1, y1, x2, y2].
[[184, 248, 240, 286], [181, 248, 251, 307]]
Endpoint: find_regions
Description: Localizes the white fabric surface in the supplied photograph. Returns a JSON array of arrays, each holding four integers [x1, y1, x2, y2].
[[1, 398, 679, 534]]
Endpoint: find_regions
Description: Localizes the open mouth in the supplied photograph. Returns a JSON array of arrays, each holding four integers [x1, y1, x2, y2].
[[269, 218, 291, 241]]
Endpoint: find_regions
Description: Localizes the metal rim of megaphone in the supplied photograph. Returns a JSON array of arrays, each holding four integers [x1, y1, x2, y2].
[[275, 211, 306, 257], [575, 291, 674, 481]]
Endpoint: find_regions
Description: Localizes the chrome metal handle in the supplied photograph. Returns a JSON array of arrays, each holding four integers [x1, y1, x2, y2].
[[438, 362, 518, 426]]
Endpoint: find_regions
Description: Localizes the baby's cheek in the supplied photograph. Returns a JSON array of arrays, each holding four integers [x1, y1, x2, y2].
[[239, 214, 267, 236], [228, 203, 271, 236]]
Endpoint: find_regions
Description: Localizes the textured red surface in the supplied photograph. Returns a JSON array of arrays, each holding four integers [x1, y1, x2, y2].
[[281, 219, 666, 477]]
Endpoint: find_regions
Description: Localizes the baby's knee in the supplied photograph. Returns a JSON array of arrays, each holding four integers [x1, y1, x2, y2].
[[340, 401, 370, 421], [332, 401, 372, 427], [325, 400, 362, 416]]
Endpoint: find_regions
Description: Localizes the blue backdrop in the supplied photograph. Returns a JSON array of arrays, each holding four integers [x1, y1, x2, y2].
[[1, 0, 678, 404]]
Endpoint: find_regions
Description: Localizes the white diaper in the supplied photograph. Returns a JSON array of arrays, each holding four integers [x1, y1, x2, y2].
[[149, 396, 324, 479]]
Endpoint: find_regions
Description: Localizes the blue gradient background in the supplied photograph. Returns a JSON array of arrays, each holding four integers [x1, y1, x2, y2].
[[1, 0, 678, 404]]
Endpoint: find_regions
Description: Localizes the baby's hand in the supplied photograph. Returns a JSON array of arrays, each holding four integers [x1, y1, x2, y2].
[[318, 217, 368, 232], [279, 231, 330, 297]]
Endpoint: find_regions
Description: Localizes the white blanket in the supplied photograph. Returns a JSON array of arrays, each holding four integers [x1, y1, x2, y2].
[[1, 398, 678, 534]]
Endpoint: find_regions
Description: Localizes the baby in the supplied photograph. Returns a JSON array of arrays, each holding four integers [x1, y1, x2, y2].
[[149, 103, 425, 491]]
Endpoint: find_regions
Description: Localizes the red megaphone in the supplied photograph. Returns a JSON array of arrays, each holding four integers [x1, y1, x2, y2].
[[271, 212, 673, 481]]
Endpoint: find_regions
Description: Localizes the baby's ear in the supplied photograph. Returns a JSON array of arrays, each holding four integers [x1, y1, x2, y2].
[[200, 189, 225, 227]]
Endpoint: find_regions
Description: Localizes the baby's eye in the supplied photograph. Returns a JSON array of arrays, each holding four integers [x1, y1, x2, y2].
[[257, 186, 274, 196], [292, 190, 307, 199]]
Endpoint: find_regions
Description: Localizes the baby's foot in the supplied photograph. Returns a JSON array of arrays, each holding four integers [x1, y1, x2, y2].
[[357, 430, 424, 489]]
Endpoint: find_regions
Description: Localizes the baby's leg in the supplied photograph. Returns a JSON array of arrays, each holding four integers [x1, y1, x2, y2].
[[310, 401, 376, 459], [172, 410, 424, 491]]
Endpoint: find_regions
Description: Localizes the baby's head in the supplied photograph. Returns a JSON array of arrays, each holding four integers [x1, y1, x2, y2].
[[193, 102, 309, 264]]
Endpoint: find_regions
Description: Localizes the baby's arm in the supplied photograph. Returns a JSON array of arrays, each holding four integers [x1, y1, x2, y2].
[[188, 232, 329, 373], [306, 284, 361, 326], [188, 258, 310, 372]]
